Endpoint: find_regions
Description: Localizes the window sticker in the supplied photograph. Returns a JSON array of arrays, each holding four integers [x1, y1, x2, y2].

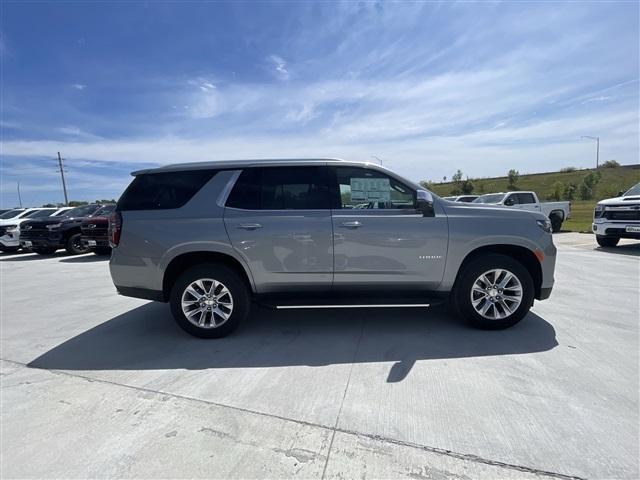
[[350, 178, 390, 202]]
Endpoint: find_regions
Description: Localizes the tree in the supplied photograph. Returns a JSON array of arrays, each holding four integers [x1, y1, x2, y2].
[[442, 176, 447, 182], [550, 181, 564, 201], [449, 170, 464, 194], [68, 200, 89, 207], [563, 183, 578, 201], [507, 169, 519, 190], [460, 179, 474, 194], [579, 171, 602, 200], [601, 160, 620, 168], [560, 166, 576, 173], [420, 180, 434, 190], [452, 170, 463, 183]]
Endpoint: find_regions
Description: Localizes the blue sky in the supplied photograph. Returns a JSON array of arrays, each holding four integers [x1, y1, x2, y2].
[[1, 1, 638, 207]]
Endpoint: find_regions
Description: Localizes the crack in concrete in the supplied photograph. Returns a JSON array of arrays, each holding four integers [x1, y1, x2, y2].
[[1, 357, 586, 480]]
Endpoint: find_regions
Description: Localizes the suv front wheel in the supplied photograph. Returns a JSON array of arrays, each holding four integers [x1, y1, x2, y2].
[[170, 264, 250, 338], [453, 254, 534, 329]]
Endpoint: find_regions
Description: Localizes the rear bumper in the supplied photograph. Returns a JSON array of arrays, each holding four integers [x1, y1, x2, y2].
[[115, 285, 165, 302], [592, 221, 640, 239]]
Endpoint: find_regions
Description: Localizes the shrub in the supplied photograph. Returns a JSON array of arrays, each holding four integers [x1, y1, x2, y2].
[[507, 169, 519, 189], [560, 167, 576, 173], [563, 183, 578, 200], [601, 160, 620, 168]]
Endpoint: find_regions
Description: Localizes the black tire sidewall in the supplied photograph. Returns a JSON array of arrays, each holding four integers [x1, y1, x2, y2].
[[454, 254, 534, 330], [65, 233, 89, 255], [170, 264, 250, 338], [596, 235, 619, 247], [550, 215, 562, 233]]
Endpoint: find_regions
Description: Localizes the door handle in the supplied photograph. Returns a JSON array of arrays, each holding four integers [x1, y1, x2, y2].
[[340, 221, 362, 229], [238, 223, 262, 230]]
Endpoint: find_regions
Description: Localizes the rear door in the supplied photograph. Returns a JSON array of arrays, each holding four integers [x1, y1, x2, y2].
[[514, 193, 541, 212], [224, 166, 333, 293], [329, 166, 448, 291]]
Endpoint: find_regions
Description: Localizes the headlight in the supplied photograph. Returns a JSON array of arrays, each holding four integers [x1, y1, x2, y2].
[[46, 223, 63, 230], [594, 204, 605, 219], [4, 225, 18, 232], [536, 219, 552, 233]]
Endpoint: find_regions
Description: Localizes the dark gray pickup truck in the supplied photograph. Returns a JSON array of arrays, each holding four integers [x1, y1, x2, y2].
[[109, 159, 556, 338]]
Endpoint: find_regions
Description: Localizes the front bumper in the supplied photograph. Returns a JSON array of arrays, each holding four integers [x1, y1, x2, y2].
[[19, 232, 65, 249], [81, 234, 110, 249], [592, 220, 640, 239], [0, 234, 19, 248]]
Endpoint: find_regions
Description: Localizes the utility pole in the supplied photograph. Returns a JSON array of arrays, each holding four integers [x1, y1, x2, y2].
[[17, 181, 23, 208], [57, 152, 69, 206], [581, 136, 600, 169]]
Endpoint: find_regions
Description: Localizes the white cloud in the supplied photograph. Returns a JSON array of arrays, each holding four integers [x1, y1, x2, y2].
[[71, 83, 86, 90], [268, 55, 290, 81]]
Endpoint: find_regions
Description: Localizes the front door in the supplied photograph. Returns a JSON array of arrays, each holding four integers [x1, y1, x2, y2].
[[330, 166, 448, 291], [224, 166, 333, 293]]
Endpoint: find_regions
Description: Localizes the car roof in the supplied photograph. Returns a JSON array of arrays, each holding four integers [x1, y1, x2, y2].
[[132, 158, 362, 175]]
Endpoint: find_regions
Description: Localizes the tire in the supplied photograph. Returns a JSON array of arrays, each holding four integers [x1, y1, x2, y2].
[[452, 254, 534, 330], [65, 232, 90, 255], [0, 246, 19, 253], [596, 235, 619, 247], [550, 214, 563, 233], [94, 247, 112, 255], [169, 264, 250, 338], [33, 247, 57, 255]]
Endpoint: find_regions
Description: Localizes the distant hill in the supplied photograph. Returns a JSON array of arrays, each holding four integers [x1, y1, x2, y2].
[[427, 164, 640, 200]]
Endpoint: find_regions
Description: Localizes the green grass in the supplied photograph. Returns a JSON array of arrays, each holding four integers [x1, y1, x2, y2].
[[426, 164, 640, 232]]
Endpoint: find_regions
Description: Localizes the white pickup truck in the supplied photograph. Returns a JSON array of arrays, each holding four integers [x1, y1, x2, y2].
[[473, 191, 571, 232]]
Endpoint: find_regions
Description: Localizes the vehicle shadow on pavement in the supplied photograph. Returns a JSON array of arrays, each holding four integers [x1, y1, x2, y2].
[[28, 303, 558, 382], [59, 254, 110, 263], [595, 243, 640, 257]]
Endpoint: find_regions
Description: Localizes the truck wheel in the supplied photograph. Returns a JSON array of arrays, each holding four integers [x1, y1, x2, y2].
[[550, 214, 563, 233], [596, 235, 619, 247], [453, 254, 534, 330], [65, 233, 90, 255], [170, 264, 250, 338], [33, 247, 57, 255]]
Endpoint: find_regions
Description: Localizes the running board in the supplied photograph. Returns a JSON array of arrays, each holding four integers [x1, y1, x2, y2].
[[257, 295, 446, 310]]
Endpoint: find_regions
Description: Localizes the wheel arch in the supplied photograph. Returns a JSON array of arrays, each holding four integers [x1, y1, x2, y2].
[[162, 251, 255, 302], [549, 209, 565, 220], [454, 244, 543, 299]]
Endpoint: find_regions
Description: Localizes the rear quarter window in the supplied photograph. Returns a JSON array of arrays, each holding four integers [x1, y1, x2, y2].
[[118, 171, 217, 211]]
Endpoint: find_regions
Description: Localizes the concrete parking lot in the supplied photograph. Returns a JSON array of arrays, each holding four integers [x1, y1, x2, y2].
[[1, 232, 638, 479]]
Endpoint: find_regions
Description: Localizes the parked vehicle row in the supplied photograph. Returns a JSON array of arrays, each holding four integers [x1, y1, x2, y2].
[[0, 204, 115, 255], [592, 182, 640, 247], [19, 204, 114, 255]]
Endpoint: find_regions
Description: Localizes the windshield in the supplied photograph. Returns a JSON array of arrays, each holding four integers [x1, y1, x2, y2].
[[0, 209, 25, 219], [24, 209, 57, 218], [61, 204, 100, 218], [473, 194, 506, 204], [624, 183, 640, 196], [93, 204, 116, 216]]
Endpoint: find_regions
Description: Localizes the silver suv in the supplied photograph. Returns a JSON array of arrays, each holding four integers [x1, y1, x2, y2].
[[109, 159, 556, 338]]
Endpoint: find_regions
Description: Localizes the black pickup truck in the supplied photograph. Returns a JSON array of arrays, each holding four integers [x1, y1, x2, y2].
[[20, 204, 106, 255]]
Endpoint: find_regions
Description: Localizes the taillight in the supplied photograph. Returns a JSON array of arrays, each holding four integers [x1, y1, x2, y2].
[[109, 211, 122, 247]]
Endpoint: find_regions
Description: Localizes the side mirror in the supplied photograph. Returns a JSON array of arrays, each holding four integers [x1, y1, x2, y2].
[[416, 189, 435, 217], [504, 197, 515, 206], [618, 191, 624, 197]]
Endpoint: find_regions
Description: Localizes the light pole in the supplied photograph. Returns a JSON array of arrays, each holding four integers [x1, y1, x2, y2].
[[581, 136, 600, 169], [371, 155, 383, 166], [17, 181, 23, 208]]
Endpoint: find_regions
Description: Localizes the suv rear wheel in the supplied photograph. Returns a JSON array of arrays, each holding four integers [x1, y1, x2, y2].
[[453, 254, 534, 329], [596, 235, 619, 247], [65, 233, 90, 255], [169, 264, 250, 338]]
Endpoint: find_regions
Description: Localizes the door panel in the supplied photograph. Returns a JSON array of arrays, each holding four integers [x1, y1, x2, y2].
[[223, 166, 333, 293], [225, 209, 333, 292], [329, 166, 448, 290]]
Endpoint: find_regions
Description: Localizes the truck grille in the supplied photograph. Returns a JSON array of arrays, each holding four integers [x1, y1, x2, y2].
[[20, 229, 50, 239], [604, 210, 640, 221]]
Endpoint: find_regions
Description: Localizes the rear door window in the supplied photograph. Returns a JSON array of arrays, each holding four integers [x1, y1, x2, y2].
[[118, 171, 217, 211], [226, 166, 330, 210], [516, 193, 536, 204]]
